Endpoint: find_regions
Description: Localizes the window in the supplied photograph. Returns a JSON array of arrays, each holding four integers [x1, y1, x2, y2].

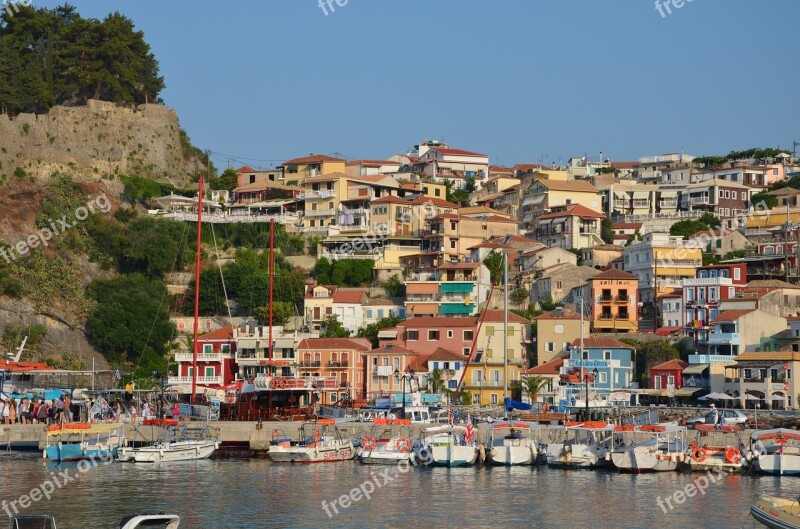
[[732, 191, 737, 199], [463, 330, 474, 341], [204, 367, 215, 377], [472, 394, 480, 404], [604, 351, 611, 360], [447, 330, 454, 339], [554, 324, 564, 334], [407, 330, 418, 340], [507, 327, 515, 336], [435, 189, 441, 197], [450, 240, 456, 249], [668, 375, 675, 386], [599, 372, 607, 384], [546, 342, 555, 352], [463, 347, 471, 356], [428, 330, 440, 341], [366, 309, 373, 319], [490, 394, 498, 405], [486, 326, 495, 337], [709, 287, 718, 301], [203, 344, 213, 354], [450, 222, 457, 231], [733, 268, 740, 281], [377, 309, 384, 318], [557, 281, 563, 289], [582, 350, 588, 360], [686, 289, 694, 301]]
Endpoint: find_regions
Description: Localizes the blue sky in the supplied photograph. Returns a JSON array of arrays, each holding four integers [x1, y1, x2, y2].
[[38, 1, 800, 169]]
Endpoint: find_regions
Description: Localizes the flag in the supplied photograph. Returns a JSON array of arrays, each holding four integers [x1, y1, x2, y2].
[[465, 415, 474, 443]]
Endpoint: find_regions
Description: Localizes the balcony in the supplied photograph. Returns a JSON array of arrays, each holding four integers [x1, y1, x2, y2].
[[615, 295, 630, 304], [707, 332, 740, 344], [339, 224, 368, 232], [298, 360, 321, 368], [306, 226, 330, 233], [688, 196, 710, 205], [306, 209, 336, 217], [683, 277, 733, 287], [599, 296, 614, 304], [327, 361, 350, 368], [168, 375, 223, 385], [174, 353, 224, 362], [301, 190, 333, 200]]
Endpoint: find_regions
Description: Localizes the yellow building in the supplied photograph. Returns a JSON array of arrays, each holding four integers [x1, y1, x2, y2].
[[462, 310, 530, 406], [279, 154, 346, 185], [532, 308, 591, 365], [519, 179, 601, 227]]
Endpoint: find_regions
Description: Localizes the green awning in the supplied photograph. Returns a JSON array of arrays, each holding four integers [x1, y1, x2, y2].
[[287, 165, 298, 171], [440, 303, 475, 315], [439, 282, 474, 294]]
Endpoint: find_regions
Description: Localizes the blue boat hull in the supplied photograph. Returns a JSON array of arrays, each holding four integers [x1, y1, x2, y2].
[[44, 444, 117, 462]]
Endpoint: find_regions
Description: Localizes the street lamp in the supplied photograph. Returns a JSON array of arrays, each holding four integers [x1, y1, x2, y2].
[[584, 367, 599, 420], [394, 368, 418, 420]]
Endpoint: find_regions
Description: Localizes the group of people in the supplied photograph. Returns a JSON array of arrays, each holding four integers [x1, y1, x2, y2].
[[0, 395, 73, 425]]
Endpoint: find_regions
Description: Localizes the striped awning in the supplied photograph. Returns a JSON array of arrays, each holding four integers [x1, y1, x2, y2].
[[683, 364, 709, 374], [238, 339, 258, 349], [377, 330, 398, 339]]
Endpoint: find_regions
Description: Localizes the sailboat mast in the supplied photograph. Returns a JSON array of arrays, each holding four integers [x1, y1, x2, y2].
[[503, 250, 508, 407], [268, 219, 275, 371], [191, 173, 204, 403]]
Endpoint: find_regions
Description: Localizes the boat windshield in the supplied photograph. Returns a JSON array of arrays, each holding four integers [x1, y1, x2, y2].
[[10, 516, 58, 529]]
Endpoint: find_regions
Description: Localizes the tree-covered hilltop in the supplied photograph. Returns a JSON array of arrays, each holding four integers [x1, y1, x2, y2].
[[0, 4, 164, 115]]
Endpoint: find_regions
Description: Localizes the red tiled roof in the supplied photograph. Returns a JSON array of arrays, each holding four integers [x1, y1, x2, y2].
[[481, 309, 531, 324], [612, 222, 643, 229], [345, 159, 401, 167], [438, 262, 481, 270], [482, 215, 518, 224], [411, 197, 459, 208], [710, 309, 756, 323], [432, 213, 459, 220], [428, 347, 464, 362], [536, 204, 604, 220], [570, 338, 633, 349], [591, 269, 638, 280], [610, 161, 639, 169], [305, 285, 336, 299], [372, 196, 407, 205], [651, 359, 689, 371], [366, 344, 418, 355], [199, 325, 235, 341], [2, 361, 53, 373], [533, 310, 582, 321], [467, 242, 512, 250], [525, 357, 565, 375], [297, 338, 372, 351], [332, 289, 367, 304], [512, 163, 548, 172], [397, 317, 476, 328], [281, 154, 345, 165], [431, 147, 487, 158], [236, 165, 257, 173]]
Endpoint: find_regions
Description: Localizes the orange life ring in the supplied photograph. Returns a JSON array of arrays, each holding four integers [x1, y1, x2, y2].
[[48, 425, 62, 432], [542, 402, 550, 413], [584, 421, 608, 429], [776, 437, 788, 445], [278, 378, 288, 389], [614, 425, 635, 432], [725, 447, 741, 464], [640, 425, 667, 432], [312, 429, 322, 443], [692, 448, 707, 463], [395, 437, 411, 452], [361, 435, 376, 451], [269, 378, 278, 390], [65, 423, 91, 430]]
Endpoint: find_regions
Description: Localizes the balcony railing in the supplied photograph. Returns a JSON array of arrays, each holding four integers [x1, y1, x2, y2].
[[707, 332, 740, 344], [615, 296, 630, 303], [298, 361, 321, 368], [339, 224, 368, 232], [168, 375, 223, 385], [301, 190, 333, 200], [306, 209, 336, 217], [328, 361, 350, 368], [174, 353, 225, 362]]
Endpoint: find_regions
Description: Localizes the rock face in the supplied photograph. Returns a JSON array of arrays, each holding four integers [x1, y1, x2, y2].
[[0, 100, 189, 184], [0, 298, 109, 369]]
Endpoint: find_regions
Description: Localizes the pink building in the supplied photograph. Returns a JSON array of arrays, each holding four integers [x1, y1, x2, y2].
[[683, 263, 748, 345], [380, 317, 478, 357]]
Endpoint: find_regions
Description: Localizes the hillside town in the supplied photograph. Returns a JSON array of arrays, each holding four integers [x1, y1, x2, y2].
[[158, 140, 800, 412]]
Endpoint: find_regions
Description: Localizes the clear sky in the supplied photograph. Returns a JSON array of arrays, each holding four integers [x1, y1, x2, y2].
[[37, 1, 800, 169]]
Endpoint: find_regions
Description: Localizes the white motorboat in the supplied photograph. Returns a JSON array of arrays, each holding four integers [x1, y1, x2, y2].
[[358, 418, 415, 465], [420, 424, 478, 467], [686, 424, 746, 473], [118, 419, 218, 463], [750, 429, 800, 476], [750, 495, 800, 529], [9, 513, 180, 529], [268, 419, 357, 463], [610, 423, 688, 473], [546, 421, 614, 469], [485, 422, 539, 466]]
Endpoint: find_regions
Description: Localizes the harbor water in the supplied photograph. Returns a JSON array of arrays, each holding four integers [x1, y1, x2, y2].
[[0, 452, 796, 528]]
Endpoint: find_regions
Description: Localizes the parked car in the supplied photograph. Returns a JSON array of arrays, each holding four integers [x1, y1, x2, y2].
[[686, 408, 748, 428]]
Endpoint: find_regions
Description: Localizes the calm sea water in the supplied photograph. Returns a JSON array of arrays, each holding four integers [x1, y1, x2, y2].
[[0, 452, 797, 529]]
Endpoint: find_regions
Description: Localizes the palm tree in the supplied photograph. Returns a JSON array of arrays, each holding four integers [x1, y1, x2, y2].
[[521, 375, 550, 408], [428, 368, 444, 394]]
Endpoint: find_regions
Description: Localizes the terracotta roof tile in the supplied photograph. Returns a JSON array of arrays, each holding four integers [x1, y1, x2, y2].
[[332, 289, 368, 304], [199, 325, 236, 341], [525, 357, 565, 375], [570, 338, 633, 349], [297, 338, 372, 350], [710, 309, 756, 323], [651, 359, 689, 371], [281, 154, 345, 165], [591, 269, 638, 280]]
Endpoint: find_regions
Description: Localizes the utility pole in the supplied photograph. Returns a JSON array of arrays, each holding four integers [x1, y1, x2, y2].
[[785, 204, 792, 284]]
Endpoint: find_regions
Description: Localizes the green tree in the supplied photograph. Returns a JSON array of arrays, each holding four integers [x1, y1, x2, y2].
[[384, 274, 406, 297], [86, 274, 176, 363], [253, 302, 295, 327], [698, 213, 721, 229], [314, 257, 332, 284], [751, 191, 777, 210], [669, 219, 711, 239], [620, 338, 679, 387], [521, 375, 550, 406], [211, 168, 239, 191], [484, 250, 505, 285], [356, 315, 404, 348], [510, 288, 529, 308], [428, 368, 444, 394], [320, 314, 350, 338], [601, 217, 614, 244]]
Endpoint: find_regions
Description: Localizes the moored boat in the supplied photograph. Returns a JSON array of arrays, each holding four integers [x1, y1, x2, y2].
[[546, 421, 614, 469], [686, 424, 746, 473], [750, 429, 800, 476], [420, 423, 478, 467], [268, 418, 357, 463], [358, 418, 415, 465], [43, 422, 124, 462], [750, 495, 800, 529], [118, 419, 218, 463], [610, 423, 687, 473], [485, 422, 539, 466]]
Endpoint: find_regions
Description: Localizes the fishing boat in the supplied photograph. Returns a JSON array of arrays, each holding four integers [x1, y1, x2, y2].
[[546, 421, 614, 469], [484, 422, 539, 466], [8, 513, 180, 529], [750, 495, 800, 529], [686, 424, 747, 473], [43, 422, 124, 462], [610, 423, 688, 473], [358, 418, 415, 465], [420, 423, 478, 467], [118, 419, 219, 463], [749, 429, 800, 476], [268, 418, 357, 463]]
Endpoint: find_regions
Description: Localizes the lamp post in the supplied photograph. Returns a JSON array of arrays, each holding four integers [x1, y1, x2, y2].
[[394, 368, 418, 420], [584, 367, 599, 419]]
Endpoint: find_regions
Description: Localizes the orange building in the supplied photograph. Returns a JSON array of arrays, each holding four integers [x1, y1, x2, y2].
[[589, 269, 639, 333], [295, 338, 372, 405]]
